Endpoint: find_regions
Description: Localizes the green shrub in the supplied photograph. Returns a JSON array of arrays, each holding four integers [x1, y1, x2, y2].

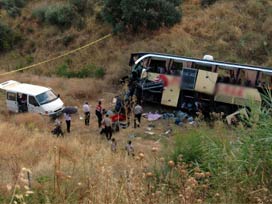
[[101, 0, 182, 32], [0, 22, 21, 52], [94, 67, 105, 78], [56, 63, 105, 79], [56, 63, 69, 77], [169, 130, 204, 165], [69, 0, 94, 15], [44, 4, 76, 28], [0, 0, 27, 17], [32, 6, 47, 23], [32, 2, 93, 29]]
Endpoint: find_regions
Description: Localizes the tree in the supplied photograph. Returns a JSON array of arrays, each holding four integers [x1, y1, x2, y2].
[[101, 0, 182, 32]]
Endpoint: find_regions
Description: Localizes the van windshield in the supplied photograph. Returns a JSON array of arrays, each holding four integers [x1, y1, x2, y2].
[[36, 90, 57, 105]]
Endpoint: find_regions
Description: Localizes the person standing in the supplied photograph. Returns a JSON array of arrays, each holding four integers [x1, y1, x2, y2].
[[102, 114, 112, 140], [95, 100, 103, 128], [111, 138, 117, 153], [83, 102, 90, 126], [125, 140, 135, 156], [134, 103, 143, 128], [64, 113, 71, 133]]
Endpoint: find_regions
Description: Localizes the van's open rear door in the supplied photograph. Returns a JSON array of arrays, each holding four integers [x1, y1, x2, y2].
[[0, 80, 20, 91], [0, 81, 20, 113]]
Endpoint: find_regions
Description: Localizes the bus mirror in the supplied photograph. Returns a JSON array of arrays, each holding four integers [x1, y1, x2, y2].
[[141, 69, 148, 79]]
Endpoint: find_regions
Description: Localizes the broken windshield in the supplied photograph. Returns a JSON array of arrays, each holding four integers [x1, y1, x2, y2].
[[36, 90, 57, 105]]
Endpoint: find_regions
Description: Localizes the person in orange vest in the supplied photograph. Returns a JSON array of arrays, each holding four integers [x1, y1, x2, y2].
[[95, 100, 103, 128]]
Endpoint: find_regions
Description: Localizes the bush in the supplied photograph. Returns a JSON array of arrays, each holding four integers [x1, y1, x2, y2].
[[169, 130, 204, 165], [101, 0, 182, 32], [32, 2, 90, 29], [32, 6, 47, 23], [56, 63, 105, 79], [0, 23, 21, 52], [44, 4, 76, 28], [69, 0, 94, 15], [0, 0, 27, 17]]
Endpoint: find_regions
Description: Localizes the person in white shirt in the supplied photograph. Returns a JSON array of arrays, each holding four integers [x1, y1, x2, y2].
[[64, 113, 71, 133], [134, 103, 143, 128], [83, 102, 90, 126]]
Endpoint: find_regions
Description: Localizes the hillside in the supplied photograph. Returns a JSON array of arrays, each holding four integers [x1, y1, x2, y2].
[[0, 0, 272, 203], [0, 0, 271, 83]]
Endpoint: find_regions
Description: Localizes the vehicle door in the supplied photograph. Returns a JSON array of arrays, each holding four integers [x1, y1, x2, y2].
[[6, 91, 18, 112], [28, 95, 41, 113]]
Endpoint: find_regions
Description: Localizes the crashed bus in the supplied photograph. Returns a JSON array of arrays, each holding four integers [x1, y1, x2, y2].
[[127, 52, 272, 116]]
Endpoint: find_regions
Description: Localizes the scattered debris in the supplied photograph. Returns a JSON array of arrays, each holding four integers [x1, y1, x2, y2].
[[128, 134, 135, 139], [145, 131, 155, 135], [148, 124, 156, 128], [164, 129, 172, 135], [226, 108, 249, 126], [143, 113, 162, 121]]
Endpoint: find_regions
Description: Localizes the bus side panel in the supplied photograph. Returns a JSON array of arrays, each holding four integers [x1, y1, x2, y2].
[[161, 75, 181, 107], [195, 70, 218, 94], [161, 86, 180, 107]]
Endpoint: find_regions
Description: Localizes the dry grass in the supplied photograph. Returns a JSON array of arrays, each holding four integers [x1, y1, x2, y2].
[[0, 117, 211, 203]]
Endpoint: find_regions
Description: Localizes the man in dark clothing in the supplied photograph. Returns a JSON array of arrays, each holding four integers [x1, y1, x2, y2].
[[95, 101, 103, 128], [64, 113, 71, 133]]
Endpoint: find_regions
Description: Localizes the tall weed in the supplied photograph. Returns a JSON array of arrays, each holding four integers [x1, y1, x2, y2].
[[166, 97, 272, 202]]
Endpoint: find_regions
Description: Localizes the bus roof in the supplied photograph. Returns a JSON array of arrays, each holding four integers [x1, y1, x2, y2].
[[0, 80, 50, 95], [131, 52, 272, 74]]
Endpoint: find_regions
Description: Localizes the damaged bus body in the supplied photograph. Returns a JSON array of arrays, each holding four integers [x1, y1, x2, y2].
[[128, 53, 272, 115]]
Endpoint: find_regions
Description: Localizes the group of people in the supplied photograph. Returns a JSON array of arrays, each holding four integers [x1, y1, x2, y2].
[[52, 99, 143, 156], [52, 100, 105, 136]]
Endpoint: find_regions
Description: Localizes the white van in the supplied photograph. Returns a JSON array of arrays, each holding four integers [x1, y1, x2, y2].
[[0, 80, 64, 116]]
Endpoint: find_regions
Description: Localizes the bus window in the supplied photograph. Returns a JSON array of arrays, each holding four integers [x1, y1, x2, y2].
[[183, 61, 194, 68], [216, 67, 237, 84], [239, 70, 257, 87], [195, 63, 212, 72], [170, 61, 183, 76], [258, 72, 272, 88], [149, 59, 167, 74]]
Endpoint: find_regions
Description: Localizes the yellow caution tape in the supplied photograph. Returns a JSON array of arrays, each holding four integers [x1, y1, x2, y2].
[[0, 33, 112, 76]]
